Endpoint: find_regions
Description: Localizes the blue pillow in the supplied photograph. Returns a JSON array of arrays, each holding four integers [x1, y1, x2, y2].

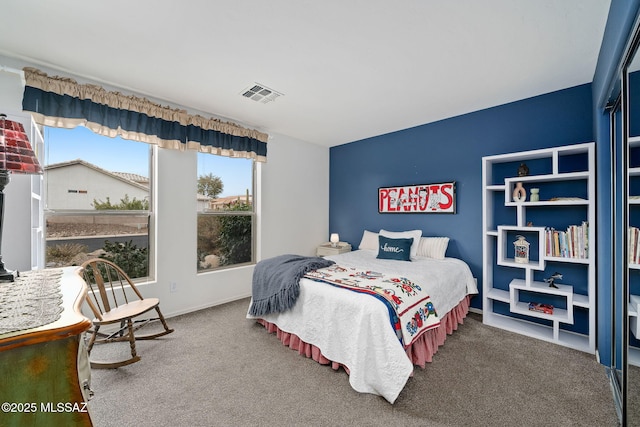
[[376, 236, 413, 261]]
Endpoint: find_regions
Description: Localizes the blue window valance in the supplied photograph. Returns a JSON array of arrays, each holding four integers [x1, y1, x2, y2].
[[21, 67, 267, 162]]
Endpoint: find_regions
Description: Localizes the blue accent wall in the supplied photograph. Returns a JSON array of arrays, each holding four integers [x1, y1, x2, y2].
[[329, 84, 593, 311], [328, 0, 640, 366]]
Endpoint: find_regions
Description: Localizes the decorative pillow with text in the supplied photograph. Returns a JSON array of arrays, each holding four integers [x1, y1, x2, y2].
[[379, 229, 422, 259], [376, 235, 413, 261]]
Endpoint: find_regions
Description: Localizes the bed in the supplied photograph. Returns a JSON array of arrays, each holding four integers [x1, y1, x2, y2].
[[247, 231, 477, 403]]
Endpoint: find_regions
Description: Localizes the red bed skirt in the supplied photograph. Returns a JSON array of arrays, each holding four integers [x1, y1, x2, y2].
[[257, 295, 471, 372]]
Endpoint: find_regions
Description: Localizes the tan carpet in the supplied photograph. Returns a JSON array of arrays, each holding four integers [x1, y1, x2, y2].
[[88, 298, 619, 427]]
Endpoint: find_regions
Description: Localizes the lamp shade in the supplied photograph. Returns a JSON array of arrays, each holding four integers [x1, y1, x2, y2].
[[0, 114, 43, 174]]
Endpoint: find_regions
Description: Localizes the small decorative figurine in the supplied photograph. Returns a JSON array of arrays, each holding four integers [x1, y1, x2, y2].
[[518, 163, 529, 177], [513, 235, 530, 263], [513, 163, 529, 202], [529, 302, 554, 314], [530, 188, 539, 202], [544, 272, 563, 289], [513, 182, 526, 202]]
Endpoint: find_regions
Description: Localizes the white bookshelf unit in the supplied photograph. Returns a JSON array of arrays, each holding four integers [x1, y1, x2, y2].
[[482, 142, 595, 353], [628, 136, 640, 366]]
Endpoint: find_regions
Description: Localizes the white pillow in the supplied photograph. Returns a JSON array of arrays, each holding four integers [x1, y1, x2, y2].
[[417, 237, 450, 260], [379, 229, 422, 259], [358, 230, 379, 251]]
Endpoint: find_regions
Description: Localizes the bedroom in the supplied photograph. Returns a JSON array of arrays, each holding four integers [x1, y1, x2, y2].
[[0, 0, 638, 425]]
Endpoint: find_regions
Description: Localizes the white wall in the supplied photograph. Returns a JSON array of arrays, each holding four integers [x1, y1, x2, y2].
[[147, 131, 329, 317], [0, 60, 330, 317], [258, 133, 330, 259]]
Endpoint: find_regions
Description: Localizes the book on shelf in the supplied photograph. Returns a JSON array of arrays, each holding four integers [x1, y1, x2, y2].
[[629, 226, 640, 264], [545, 222, 588, 259]]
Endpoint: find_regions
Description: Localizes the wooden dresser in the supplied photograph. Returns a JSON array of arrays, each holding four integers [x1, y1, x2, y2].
[[0, 268, 93, 427]]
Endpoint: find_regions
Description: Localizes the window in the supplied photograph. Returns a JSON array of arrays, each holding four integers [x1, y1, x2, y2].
[[197, 153, 254, 271], [43, 126, 152, 279]]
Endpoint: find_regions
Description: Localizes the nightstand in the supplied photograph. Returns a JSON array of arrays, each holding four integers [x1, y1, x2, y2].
[[316, 242, 352, 257]]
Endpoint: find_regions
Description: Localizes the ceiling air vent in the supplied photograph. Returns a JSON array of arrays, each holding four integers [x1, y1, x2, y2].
[[240, 83, 283, 104]]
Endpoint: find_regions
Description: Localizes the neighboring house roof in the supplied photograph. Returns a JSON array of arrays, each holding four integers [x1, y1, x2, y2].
[[45, 159, 149, 192], [112, 171, 149, 185], [46, 159, 211, 207]]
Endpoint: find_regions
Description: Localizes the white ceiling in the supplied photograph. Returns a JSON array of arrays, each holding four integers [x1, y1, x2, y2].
[[0, 0, 611, 147]]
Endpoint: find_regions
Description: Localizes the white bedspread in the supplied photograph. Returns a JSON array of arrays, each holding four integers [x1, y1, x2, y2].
[[247, 250, 477, 403]]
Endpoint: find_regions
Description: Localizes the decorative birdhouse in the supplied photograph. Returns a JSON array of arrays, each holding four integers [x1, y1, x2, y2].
[[514, 235, 530, 264]]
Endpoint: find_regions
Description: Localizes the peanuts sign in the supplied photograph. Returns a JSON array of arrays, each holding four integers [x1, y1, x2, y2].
[[378, 182, 456, 214]]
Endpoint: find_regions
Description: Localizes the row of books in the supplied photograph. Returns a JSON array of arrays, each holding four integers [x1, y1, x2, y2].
[[545, 222, 589, 259]]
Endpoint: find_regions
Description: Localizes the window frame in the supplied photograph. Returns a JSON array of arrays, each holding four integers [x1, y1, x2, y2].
[[196, 159, 256, 273], [42, 127, 154, 281]]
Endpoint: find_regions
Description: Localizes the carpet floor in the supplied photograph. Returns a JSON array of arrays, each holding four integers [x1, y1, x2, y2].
[[88, 298, 619, 427]]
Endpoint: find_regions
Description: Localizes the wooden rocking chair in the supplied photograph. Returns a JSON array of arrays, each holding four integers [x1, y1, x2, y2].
[[79, 258, 174, 369]]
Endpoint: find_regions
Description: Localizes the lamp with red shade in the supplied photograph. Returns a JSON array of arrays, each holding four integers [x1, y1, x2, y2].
[[0, 113, 43, 282]]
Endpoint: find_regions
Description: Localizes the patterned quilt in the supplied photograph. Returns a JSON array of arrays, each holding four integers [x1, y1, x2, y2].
[[304, 264, 440, 348]]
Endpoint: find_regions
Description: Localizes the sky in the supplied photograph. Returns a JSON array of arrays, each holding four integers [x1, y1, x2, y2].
[[44, 126, 253, 197]]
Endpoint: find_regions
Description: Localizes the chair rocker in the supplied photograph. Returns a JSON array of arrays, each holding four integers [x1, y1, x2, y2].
[[79, 258, 174, 369]]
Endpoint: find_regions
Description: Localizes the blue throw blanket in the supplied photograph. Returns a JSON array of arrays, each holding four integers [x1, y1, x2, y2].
[[249, 254, 335, 316]]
